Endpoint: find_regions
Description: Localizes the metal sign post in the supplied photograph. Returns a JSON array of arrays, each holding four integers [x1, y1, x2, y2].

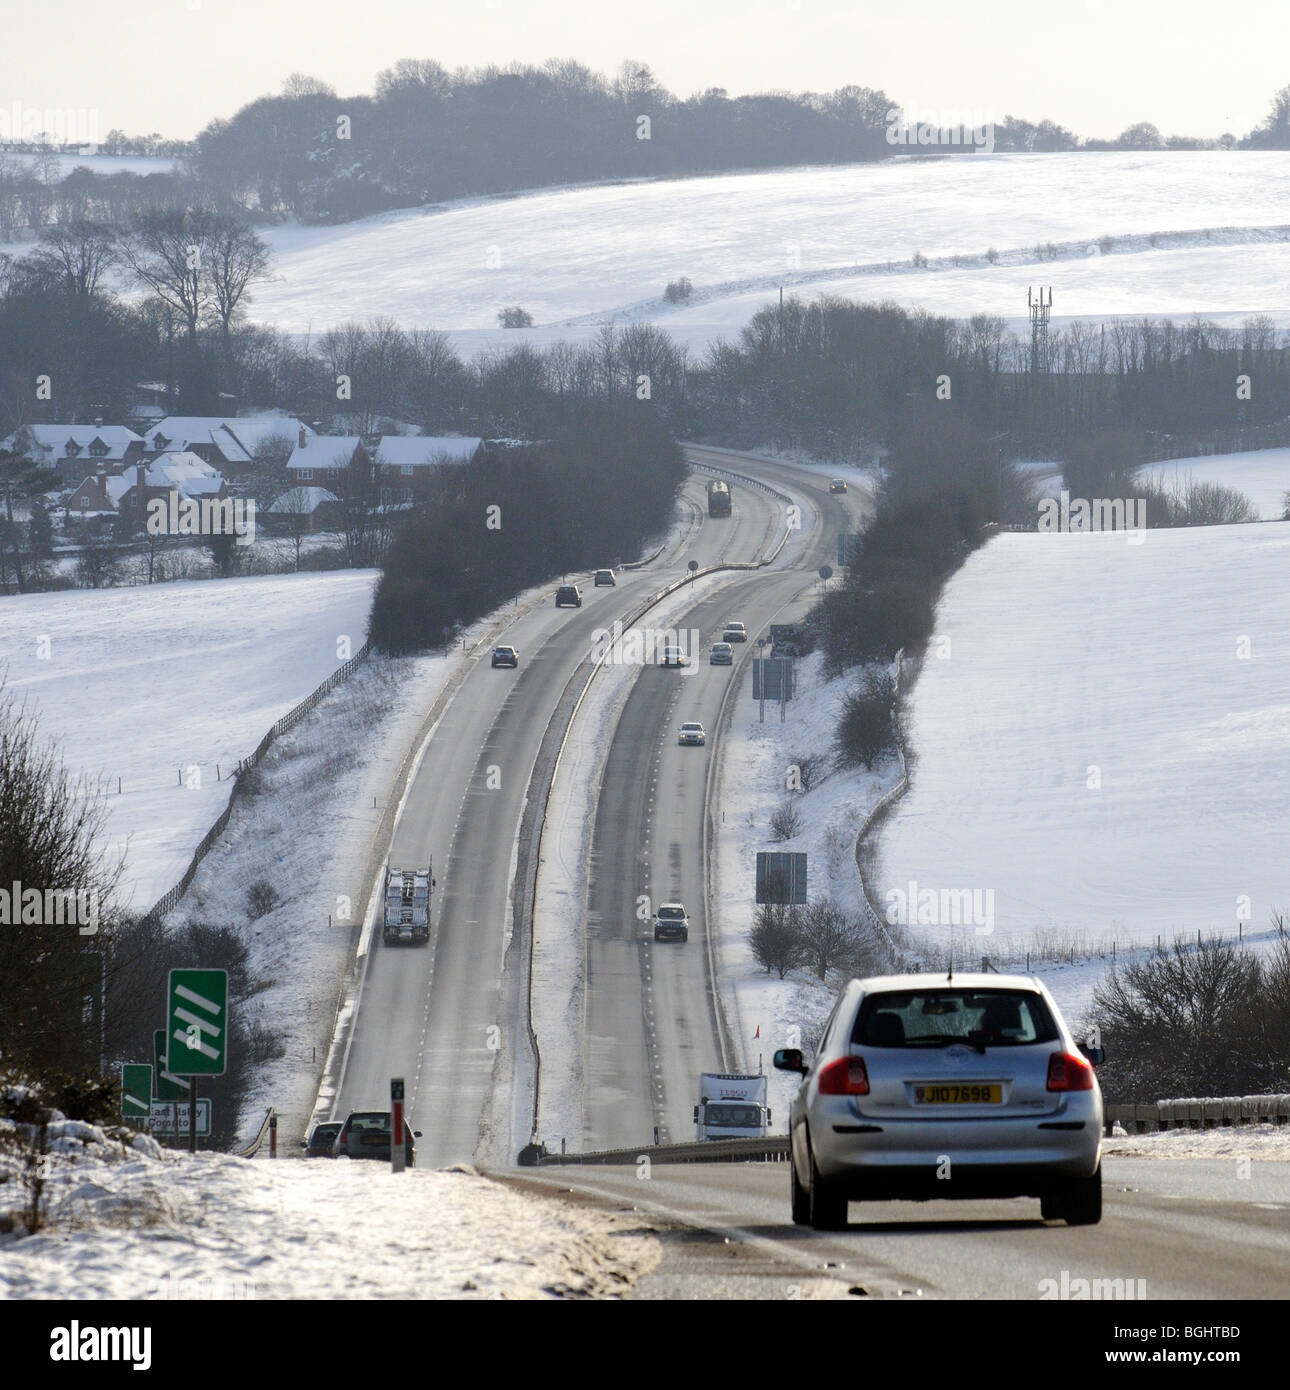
[[756, 638, 768, 722], [391, 1078, 405, 1174]]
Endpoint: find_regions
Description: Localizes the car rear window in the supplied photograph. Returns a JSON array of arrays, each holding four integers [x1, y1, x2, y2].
[[658, 907, 685, 919], [852, 989, 1059, 1048], [349, 1112, 390, 1131]]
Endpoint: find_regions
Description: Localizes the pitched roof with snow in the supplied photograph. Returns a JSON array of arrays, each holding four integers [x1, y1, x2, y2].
[[266, 486, 339, 513], [375, 435, 482, 467], [10, 424, 143, 460], [148, 415, 315, 463], [287, 437, 365, 472], [102, 454, 225, 502]]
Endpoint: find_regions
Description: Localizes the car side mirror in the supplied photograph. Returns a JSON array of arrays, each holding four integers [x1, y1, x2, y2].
[[299, 1139, 307, 1148], [773, 1048, 807, 1074], [767, 1108, 772, 1124], [413, 1130, 422, 1138], [692, 1106, 698, 1122], [1079, 1043, 1105, 1065]]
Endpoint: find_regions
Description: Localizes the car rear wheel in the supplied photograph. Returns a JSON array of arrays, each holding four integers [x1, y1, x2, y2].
[[808, 1138, 847, 1230], [1044, 1166, 1102, 1225], [790, 1152, 810, 1225]]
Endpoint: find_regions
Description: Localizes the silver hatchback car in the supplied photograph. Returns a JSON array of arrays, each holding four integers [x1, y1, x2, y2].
[[774, 973, 1103, 1229]]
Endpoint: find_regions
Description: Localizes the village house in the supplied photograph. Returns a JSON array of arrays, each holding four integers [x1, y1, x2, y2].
[[4, 423, 146, 485], [285, 435, 371, 487], [145, 415, 317, 482], [65, 453, 227, 532], [373, 435, 482, 501], [263, 485, 342, 534]]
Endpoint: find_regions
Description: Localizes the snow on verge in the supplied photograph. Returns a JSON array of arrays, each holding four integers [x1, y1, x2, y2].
[[0, 1129, 659, 1299], [711, 649, 902, 1129]]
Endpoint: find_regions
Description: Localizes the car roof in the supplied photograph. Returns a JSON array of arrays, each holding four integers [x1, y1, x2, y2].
[[852, 972, 1044, 994], [680, 721, 703, 726], [658, 902, 687, 910]]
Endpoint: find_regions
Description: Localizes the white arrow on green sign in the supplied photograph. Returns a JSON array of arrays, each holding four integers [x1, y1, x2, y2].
[[153, 1028, 190, 1101], [167, 969, 228, 1076], [121, 1064, 153, 1119]]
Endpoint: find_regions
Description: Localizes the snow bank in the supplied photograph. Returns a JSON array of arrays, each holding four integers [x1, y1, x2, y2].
[[0, 571, 378, 910], [1, 1136, 658, 1299]]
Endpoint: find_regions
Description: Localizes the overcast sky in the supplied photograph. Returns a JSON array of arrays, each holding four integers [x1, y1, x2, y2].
[[4, 0, 1286, 143]]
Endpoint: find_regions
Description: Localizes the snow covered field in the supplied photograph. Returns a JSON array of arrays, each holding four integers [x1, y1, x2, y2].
[[0, 572, 377, 911], [250, 152, 1290, 349], [0, 1120, 657, 1299], [874, 522, 1290, 958], [1139, 448, 1290, 520]]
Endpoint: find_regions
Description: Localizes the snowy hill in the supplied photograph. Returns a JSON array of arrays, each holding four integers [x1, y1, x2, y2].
[[874, 521, 1290, 952], [251, 152, 1290, 350], [0, 572, 378, 911]]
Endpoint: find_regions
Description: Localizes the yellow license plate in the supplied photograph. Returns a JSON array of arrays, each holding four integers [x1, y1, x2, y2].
[[913, 1083, 1002, 1104]]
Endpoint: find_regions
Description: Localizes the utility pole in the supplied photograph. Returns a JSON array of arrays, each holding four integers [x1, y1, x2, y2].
[[1027, 285, 1053, 447]]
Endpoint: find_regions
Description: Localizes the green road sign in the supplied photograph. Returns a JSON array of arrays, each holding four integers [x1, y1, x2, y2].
[[153, 1028, 190, 1101], [121, 1064, 153, 1120], [167, 969, 228, 1076]]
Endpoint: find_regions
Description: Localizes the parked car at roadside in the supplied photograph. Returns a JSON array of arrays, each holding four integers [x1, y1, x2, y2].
[[300, 1121, 342, 1158]]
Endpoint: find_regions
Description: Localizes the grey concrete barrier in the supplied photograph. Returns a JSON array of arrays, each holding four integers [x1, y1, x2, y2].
[[534, 1136, 791, 1166]]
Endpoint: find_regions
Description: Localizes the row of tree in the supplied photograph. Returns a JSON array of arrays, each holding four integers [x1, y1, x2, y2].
[[692, 296, 1290, 458], [367, 405, 686, 653]]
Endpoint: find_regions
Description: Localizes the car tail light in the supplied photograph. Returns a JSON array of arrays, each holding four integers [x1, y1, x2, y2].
[[817, 1056, 869, 1095], [1047, 1051, 1095, 1091]]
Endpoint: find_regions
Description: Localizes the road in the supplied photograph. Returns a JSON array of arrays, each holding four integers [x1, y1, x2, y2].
[[333, 458, 799, 1167], [580, 449, 869, 1150], [508, 1158, 1290, 1299]]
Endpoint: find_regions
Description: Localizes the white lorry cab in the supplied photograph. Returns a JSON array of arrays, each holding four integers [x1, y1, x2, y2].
[[694, 1072, 771, 1140]]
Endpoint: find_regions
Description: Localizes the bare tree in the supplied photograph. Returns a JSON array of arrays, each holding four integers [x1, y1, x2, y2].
[[749, 902, 804, 979], [201, 213, 271, 381], [119, 207, 215, 343], [31, 220, 118, 299], [799, 897, 859, 981], [272, 486, 315, 571], [0, 683, 124, 1073]]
